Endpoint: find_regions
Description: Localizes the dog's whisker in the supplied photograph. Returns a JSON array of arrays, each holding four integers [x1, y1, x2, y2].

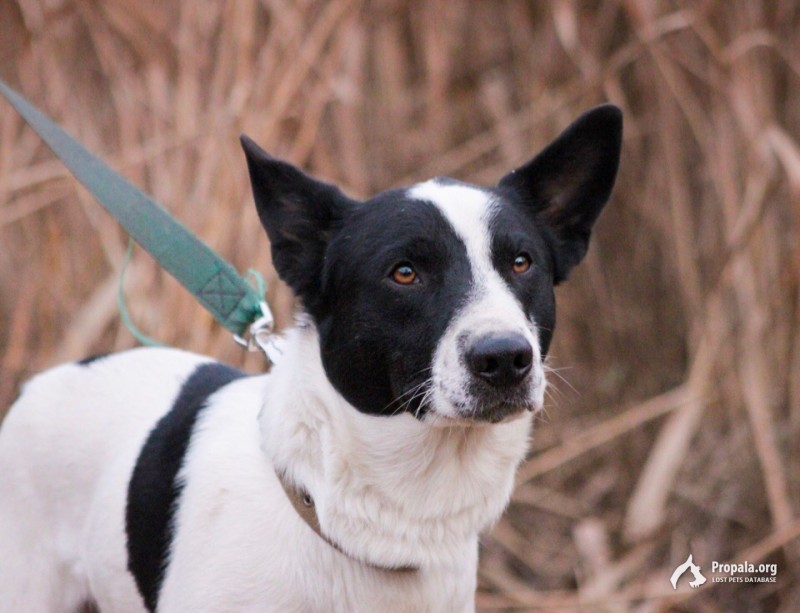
[[379, 379, 431, 415], [543, 365, 579, 396], [404, 380, 435, 417], [414, 386, 435, 419], [543, 383, 567, 403]]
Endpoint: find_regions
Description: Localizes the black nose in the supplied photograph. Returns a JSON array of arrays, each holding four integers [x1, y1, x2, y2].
[[466, 333, 533, 388]]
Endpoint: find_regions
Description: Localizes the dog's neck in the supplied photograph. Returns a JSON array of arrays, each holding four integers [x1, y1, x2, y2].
[[257, 325, 533, 570]]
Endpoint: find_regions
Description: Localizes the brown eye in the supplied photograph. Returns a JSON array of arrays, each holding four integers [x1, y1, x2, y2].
[[513, 253, 532, 274], [391, 263, 418, 285]]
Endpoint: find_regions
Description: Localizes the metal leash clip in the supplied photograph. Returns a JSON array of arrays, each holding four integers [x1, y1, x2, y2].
[[234, 301, 285, 365]]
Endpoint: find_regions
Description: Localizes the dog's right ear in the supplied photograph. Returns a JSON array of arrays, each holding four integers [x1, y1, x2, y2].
[[240, 135, 356, 308], [498, 105, 622, 284]]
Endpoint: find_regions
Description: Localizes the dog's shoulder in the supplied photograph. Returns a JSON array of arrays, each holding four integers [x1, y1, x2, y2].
[[0, 347, 242, 491], [15, 347, 214, 397]]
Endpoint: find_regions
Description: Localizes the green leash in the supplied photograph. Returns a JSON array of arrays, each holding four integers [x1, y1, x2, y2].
[[0, 79, 278, 359]]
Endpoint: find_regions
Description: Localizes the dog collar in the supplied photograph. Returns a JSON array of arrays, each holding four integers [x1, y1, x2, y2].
[[275, 471, 418, 573]]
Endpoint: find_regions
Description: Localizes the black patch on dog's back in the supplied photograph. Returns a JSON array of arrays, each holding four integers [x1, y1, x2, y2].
[[125, 362, 246, 612], [77, 353, 109, 366]]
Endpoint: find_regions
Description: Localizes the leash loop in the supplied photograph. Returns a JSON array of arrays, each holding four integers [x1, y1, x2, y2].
[[118, 239, 163, 347]]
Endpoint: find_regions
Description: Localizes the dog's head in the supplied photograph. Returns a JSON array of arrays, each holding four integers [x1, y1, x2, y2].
[[242, 105, 621, 424]]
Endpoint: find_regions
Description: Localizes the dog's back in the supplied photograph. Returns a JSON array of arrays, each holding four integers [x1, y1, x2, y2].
[[0, 348, 210, 612]]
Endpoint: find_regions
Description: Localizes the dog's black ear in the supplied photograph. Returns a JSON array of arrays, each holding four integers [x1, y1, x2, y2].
[[498, 104, 622, 283], [240, 135, 356, 308]]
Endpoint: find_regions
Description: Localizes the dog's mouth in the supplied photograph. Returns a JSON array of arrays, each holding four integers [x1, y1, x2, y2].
[[423, 385, 541, 425], [420, 367, 546, 424], [424, 402, 531, 427], [395, 357, 545, 423], [478, 400, 531, 423]]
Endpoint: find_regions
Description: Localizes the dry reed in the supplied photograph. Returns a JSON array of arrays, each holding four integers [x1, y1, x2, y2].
[[1, 1, 799, 610]]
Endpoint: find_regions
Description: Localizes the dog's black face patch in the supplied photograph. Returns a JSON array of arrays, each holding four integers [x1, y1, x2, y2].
[[313, 180, 563, 419], [315, 191, 473, 417]]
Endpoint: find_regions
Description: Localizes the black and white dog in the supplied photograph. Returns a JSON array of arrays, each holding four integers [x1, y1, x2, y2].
[[0, 105, 621, 612]]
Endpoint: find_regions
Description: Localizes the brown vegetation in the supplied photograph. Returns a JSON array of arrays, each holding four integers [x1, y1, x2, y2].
[[1, 1, 799, 610]]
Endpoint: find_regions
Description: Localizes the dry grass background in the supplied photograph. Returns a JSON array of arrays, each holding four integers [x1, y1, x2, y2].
[[1, 0, 799, 610]]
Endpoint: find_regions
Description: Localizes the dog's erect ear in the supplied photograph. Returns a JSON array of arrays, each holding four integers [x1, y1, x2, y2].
[[498, 104, 622, 283], [240, 135, 356, 308]]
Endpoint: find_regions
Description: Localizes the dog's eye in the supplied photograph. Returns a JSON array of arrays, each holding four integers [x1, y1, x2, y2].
[[390, 263, 418, 285], [512, 253, 532, 274]]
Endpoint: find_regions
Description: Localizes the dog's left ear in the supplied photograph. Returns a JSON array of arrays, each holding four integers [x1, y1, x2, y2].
[[498, 104, 622, 283], [240, 135, 357, 310]]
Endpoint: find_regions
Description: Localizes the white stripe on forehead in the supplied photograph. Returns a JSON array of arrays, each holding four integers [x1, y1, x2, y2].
[[408, 179, 533, 334], [407, 180, 496, 274], [409, 182, 544, 418]]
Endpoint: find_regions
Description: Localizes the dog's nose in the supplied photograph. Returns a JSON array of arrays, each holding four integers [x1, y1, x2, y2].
[[466, 333, 533, 388]]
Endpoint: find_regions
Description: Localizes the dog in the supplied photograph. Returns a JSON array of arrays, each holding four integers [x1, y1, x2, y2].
[[0, 104, 621, 612]]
